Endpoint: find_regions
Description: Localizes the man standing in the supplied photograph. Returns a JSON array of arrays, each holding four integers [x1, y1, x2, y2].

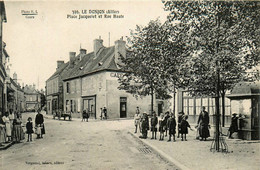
[[35, 110, 45, 138], [103, 107, 107, 119], [197, 106, 210, 141]]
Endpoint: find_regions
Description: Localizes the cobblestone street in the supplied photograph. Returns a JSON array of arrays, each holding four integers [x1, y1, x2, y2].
[[0, 112, 177, 170]]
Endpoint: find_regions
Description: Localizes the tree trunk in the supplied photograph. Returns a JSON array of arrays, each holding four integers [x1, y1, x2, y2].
[[151, 86, 154, 115], [215, 68, 220, 151], [221, 89, 225, 127], [173, 86, 176, 115]]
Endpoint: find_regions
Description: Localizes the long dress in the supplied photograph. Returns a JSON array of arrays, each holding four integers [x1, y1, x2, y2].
[[2, 116, 12, 137], [197, 111, 210, 138], [12, 118, 25, 142], [35, 113, 45, 135], [0, 123, 6, 143]]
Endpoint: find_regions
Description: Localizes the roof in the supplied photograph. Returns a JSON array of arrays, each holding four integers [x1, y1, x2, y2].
[[0, 1, 7, 22], [62, 46, 119, 81], [227, 81, 260, 98], [46, 62, 69, 82], [23, 85, 39, 94]]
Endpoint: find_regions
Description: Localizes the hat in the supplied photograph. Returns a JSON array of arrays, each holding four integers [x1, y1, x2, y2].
[[143, 111, 147, 114], [232, 113, 238, 116]]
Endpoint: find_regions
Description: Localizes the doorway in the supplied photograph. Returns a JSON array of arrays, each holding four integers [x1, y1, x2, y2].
[[120, 97, 127, 118], [158, 103, 163, 116], [83, 95, 96, 119]]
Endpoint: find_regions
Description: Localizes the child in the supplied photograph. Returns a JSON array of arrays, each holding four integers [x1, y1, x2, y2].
[[26, 117, 34, 142], [150, 112, 158, 139], [180, 115, 192, 141], [158, 113, 165, 141], [164, 112, 170, 137], [177, 111, 184, 138], [167, 114, 176, 142]]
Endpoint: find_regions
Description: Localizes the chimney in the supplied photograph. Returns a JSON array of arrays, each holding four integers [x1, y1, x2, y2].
[[93, 36, 103, 57], [57, 60, 64, 70], [114, 37, 126, 65], [13, 72, 17, 84], [69, 52, 76, 67], [80, 48, 87, 55], [79, 48, 87, 61], [33, 84, 36, 89]]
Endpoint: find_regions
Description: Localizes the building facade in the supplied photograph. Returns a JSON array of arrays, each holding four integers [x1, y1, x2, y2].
[[23, 84, 41, 112], [177, 89, 232, 125], [60, 38, 151, 119], [0, 2, 7, 116], [46, 61, 68, 114]]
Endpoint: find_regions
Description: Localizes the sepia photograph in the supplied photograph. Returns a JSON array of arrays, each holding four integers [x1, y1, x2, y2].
[[0, 0, 259, 169]]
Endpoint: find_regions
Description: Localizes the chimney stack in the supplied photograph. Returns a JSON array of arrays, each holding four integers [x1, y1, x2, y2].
[[13, 72, 17, 84], [93, 37, 103, 57], [114, 37, 126, 65], [57, 60, 64, 70], [80, 48, 87, 55], [69, 52, 76, 67]]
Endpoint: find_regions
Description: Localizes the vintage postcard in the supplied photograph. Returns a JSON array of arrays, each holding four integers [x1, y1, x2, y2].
[[0, 0, 259, 170]]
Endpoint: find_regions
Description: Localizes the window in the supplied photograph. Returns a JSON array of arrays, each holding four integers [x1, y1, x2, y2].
[[70, 100, 73, 112], [66, 100, 70, 112], [195, 98, 202, 115], [66, 82, 70, 93]]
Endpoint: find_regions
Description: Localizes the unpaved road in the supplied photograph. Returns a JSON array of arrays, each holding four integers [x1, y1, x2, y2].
[[0, 112, 178, 170]]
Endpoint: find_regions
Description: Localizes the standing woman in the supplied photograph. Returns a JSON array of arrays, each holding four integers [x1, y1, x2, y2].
[[2, 112, 12, 142], [134, 107, 140, 133], [0, 112, 7, 145], [197, 106, 210, 141], [35, 110, 45, 138], [12, 114, 25, 143]]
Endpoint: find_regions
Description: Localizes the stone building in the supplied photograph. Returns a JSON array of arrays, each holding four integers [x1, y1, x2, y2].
[[46, 61, 69, 114], [60, 37, 151, 119], [23, 84, 41, 112]]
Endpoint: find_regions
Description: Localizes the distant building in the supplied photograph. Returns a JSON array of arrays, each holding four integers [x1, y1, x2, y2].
[[46, 61, 68, 114], [23, 84, 41, 112]]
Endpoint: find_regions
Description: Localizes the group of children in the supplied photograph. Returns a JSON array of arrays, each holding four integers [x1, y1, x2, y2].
[[135, 109, 192, 142]]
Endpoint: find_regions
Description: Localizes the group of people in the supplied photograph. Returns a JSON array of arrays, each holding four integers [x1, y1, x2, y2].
[[0, 111, 25, 145], [100, 107, 107, 120], [0, 110, 45, 146], [134, 106, 211, 142]]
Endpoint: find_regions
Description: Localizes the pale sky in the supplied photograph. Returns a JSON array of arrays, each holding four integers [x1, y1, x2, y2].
[[3, 0, 168, 90]]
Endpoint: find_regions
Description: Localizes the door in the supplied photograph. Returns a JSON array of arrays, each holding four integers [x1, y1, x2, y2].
[[158, 103, 163, 116], [83, 96, 96, 119], [120, 97, 127, 118]]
